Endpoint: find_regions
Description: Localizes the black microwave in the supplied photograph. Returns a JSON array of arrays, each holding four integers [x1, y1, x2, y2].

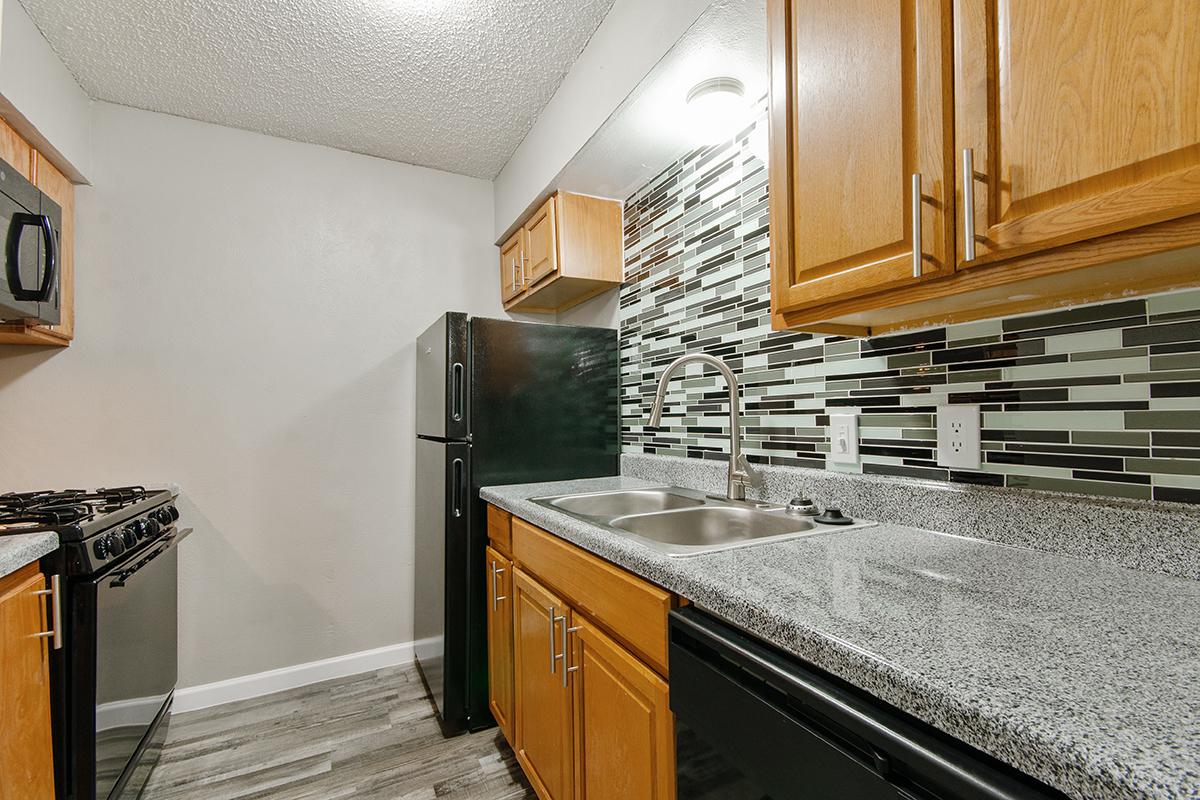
[[0, 156, 61, 326]]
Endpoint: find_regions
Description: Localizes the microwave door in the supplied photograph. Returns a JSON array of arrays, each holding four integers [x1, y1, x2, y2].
[[0, 196, 37, 321]]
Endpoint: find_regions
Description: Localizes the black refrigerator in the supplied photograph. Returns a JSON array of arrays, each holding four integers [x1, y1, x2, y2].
[[414, 312, 618, 736]]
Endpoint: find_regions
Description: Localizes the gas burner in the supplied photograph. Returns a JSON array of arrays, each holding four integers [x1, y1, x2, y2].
[[0, 504, 92, 526]]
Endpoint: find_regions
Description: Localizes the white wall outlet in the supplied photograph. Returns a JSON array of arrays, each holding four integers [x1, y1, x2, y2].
[[829, 413, 859, 464], [937, 404, 982, 469]]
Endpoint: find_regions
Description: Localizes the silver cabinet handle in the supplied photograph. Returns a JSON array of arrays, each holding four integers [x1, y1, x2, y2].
[[560, 619, 581, 688], [519, 252, 527, 286], [551, 611, 568, 677], [490, 561, 507, 611], [548, 605, 558, 674], [32, 574, 62, 650], [911, 172, 923, 278], [962, 148, 977, 261]]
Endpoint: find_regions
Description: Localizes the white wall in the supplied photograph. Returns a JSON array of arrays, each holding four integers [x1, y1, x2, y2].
[[492, 0, 711, 242], [0, 102, 504, 687], [0, 0, 91, 181]]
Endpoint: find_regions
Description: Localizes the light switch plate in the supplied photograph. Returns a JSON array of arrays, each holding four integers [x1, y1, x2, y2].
[[829, 412, 859, 464], [937, 404, 981, 469]]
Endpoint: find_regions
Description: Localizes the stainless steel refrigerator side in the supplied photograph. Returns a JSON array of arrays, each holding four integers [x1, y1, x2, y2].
[[415, 312, 469, 441], [413, 437, 447, 723]]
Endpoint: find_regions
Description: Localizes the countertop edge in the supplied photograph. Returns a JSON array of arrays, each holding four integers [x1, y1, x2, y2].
[[0, 532, 59, 579]]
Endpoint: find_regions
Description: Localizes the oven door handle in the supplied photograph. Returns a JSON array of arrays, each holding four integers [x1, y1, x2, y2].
[[109, 527, 192, 588]]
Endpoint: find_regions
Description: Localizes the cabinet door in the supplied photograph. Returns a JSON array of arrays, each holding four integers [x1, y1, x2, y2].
[[485, 546, 515, 745], [769, 0, 954, 319], [500, 229, 526, 303], [954, 0, 1200, 268], [0, 565, 55, 800], [524, 195, 559, 288], [513, 568, 574, 800], [570, 618, 674, 800]]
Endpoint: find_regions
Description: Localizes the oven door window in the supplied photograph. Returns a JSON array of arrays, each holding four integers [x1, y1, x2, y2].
[[93, 542, 178, 799]]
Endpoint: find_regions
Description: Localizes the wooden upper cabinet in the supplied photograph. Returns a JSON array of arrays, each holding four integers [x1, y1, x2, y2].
[[513, 568, 575, 800], [769, 0, 1200, 334], [571, 617, 674, 800], [0, 563, 56, 800], [500, 229, 526, 303], [485, 546, 515, 746], [0, 116, 76, 347], [770, 0, 954, 321], [524, 196, 559, 288], [954, 0, 1200, 268], [499, 191, 622, 314]]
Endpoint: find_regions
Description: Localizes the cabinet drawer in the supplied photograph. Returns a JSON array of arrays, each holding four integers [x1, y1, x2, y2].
[[487, 505, 512, 556], [512, 517, 673, 675]]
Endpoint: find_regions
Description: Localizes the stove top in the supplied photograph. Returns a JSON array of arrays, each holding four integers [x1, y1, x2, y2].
[[0, 486, 175, 541]]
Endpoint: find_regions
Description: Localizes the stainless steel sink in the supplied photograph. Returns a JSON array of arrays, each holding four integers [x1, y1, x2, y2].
[[532, 486, 874, 556], [610, 506, 816, 547], [547, 488, 705, 517]]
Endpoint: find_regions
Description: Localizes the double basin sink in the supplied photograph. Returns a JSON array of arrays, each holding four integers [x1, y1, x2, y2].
[[532, 486, 874, 557]]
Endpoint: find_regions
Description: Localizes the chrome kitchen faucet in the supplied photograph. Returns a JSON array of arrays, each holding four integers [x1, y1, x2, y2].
[[648, 353, 756, 500]]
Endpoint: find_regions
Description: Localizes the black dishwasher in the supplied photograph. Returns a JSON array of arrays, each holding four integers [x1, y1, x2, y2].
[[669, 608, 1067, 800]]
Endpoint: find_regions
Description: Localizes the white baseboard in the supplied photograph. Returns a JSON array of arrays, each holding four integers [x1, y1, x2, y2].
[[173, 641, 415, 713]]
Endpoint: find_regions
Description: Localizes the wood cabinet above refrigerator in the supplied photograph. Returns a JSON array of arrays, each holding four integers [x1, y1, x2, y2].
[[768, 0, 1200, 335], [499, 191, 623, 314]]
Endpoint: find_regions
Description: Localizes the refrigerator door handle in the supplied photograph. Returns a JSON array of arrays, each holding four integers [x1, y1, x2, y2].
[[451, 458, 465, 518], [451, 362, 464, 422]]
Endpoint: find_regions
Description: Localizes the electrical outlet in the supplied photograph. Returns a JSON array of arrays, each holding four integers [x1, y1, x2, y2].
[[829, 413, 859, 464], [937, 404, 981, 469]]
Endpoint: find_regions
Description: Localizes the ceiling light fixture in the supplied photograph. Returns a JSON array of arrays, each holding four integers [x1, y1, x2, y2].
[[685, 77, 746, 144]]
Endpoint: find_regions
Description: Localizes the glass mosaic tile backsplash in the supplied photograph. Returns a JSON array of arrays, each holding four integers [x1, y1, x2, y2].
[[618, 112, 1200, 504]]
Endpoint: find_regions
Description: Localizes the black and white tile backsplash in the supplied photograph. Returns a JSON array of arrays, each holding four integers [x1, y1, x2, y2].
[[619, 110, 1200, 504]]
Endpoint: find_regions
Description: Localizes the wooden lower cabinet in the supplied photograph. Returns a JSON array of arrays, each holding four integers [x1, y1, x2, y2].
[[513, 567, 576, 800], [486, 546, 515, 744], [489, 508, 677, 800], [0, 562, 56, 800], [572, 618, 674, 800]]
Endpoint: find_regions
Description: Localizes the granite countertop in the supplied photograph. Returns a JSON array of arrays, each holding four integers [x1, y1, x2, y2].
[[482, 476, 1200, 800], [0, 532, 58, 579]]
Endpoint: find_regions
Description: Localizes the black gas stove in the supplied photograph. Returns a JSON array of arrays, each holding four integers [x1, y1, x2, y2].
[[0, 486, 179, 575], [3, 486, 187, 800]]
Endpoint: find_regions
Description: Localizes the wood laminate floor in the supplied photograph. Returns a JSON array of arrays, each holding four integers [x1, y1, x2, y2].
[[144, 665, 535, 800]]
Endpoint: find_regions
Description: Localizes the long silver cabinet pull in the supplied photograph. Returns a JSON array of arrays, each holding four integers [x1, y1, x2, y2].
[[519, 252, 527, 286], [911, 172, 923, 278], [548, 606, 558, 674], [32, 574, 62, 650], [561, 621, 582, 689], [962, 148, 977, 262], [490, 562, 507, 611]]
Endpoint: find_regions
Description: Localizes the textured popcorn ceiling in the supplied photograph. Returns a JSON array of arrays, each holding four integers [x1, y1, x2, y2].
[[19, 0, 616, 178]]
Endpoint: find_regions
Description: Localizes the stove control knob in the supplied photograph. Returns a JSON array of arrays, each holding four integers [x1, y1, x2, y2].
[[121, 525, 138, 548], [144, 518, 161, 537], [93, 537, 109, 559], [107, 533, 126, 557], [167, 505, 180, 521]]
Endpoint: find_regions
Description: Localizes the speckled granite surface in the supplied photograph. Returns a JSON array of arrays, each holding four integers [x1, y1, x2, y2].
[[623, 453, 1200, 580], [0, 532, 57, 579], [481, 476, 1200, 800]]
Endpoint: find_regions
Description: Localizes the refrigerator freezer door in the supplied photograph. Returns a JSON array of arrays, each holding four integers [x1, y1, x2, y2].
[[413, 436, 471, 735], [416, 312, 469, 441]]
